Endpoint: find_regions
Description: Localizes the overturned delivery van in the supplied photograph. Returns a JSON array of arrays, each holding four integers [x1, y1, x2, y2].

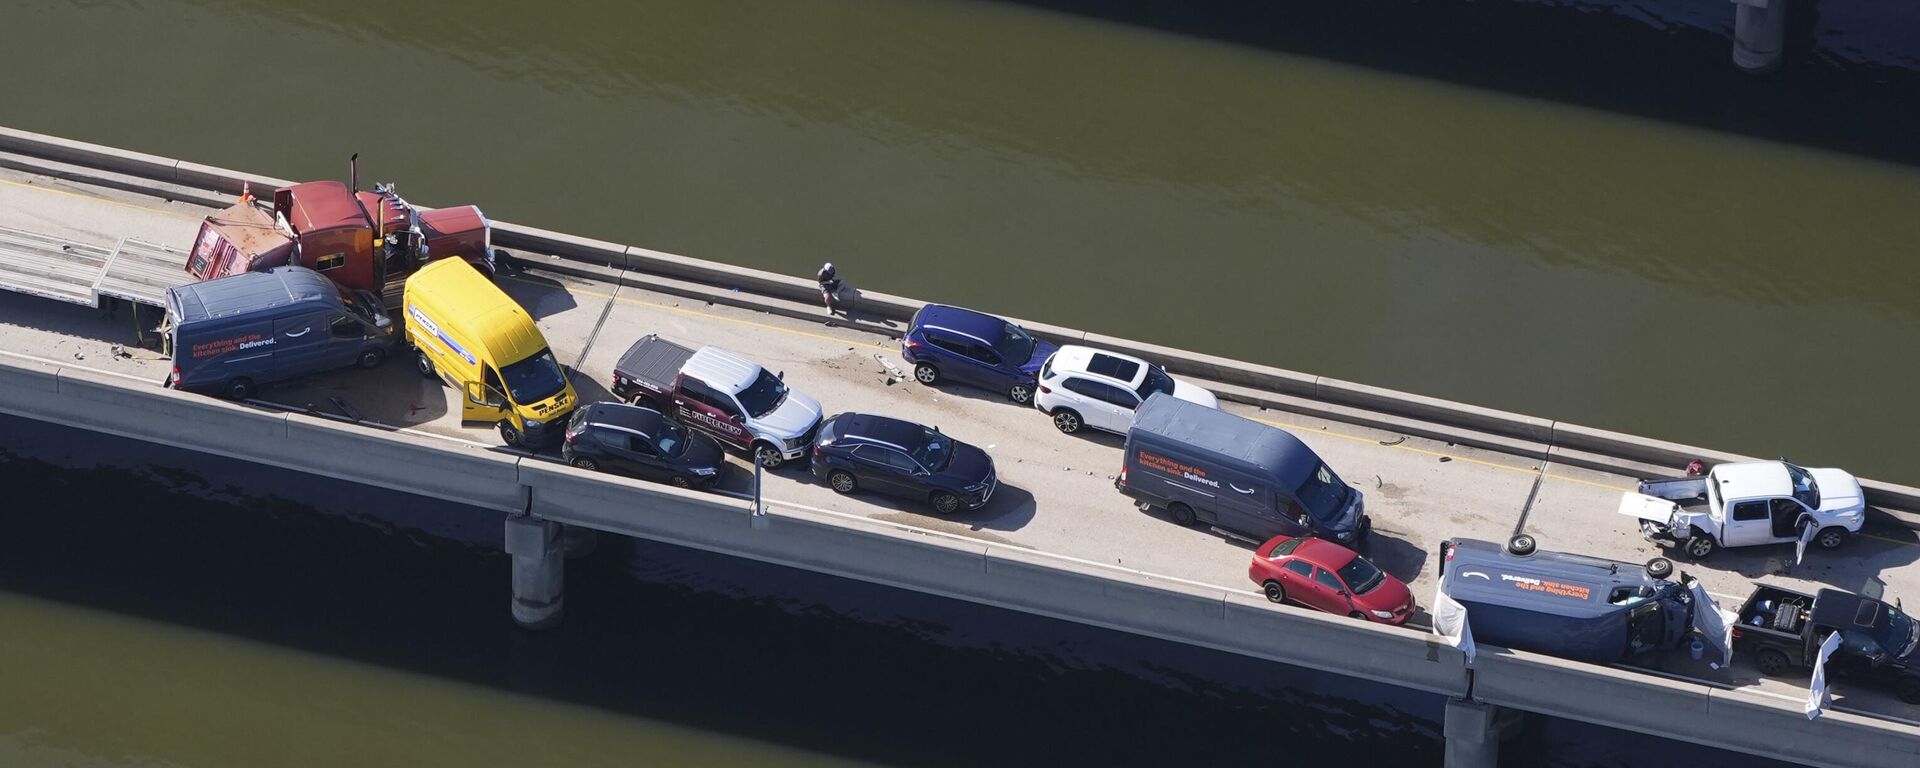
[[1437, 536, 1708, 664], [1118, 392, 1368, 546], [163, 266, 395, 399]]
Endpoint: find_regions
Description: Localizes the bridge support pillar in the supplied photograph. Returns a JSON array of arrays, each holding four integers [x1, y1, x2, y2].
[[1731, 0, 1787, 74], [1444, 698, 1501, 768], [505, 515, 565, 629]]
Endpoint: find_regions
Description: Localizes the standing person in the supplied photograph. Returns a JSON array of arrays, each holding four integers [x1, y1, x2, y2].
[[817, 262, 843, 313]]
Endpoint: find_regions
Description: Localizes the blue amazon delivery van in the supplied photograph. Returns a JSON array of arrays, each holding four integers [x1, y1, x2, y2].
[[163, 266, 395, 399]]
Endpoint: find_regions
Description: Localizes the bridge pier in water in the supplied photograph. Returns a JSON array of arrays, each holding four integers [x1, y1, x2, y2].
[[505, 515, 566, 629], [1731, 0, 1788, 74], [1444, 698, 1523, 768]]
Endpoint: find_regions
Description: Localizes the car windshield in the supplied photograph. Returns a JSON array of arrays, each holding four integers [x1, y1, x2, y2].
[[736, 369, 789, 418], [1135, 365, 1177, 399], [654, 421, 690, 458], [1337, 556, 1386, 595], [1295, 464, 1352, 520], [500, 349, 568, 405], [1785, 462, 1821, 509], [993, 323, 1035, 366], [911, 429, 953, 472]]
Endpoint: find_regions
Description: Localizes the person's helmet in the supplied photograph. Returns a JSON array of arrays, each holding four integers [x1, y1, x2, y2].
[[823, 262, 834, 271]]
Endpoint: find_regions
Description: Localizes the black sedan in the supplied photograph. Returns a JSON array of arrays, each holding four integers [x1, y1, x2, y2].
[[810, 412, 996, 514], [563, 402, 725, 488]]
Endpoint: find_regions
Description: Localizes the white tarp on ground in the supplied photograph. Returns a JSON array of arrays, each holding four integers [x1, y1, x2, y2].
[[1806, 630, 1845, 719], [1686, 577, 1733, 668], [1796, 521, 1819, 565], [1432, 582, 1475, 663]]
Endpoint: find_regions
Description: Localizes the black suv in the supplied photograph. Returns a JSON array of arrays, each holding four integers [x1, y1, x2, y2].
[[810, 413, 996, 514], [563, 402, 726, 489]]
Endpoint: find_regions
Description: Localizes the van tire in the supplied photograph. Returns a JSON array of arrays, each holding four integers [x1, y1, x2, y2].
[[498, 422, 523, 448], [1008, 382, 1034, 404], [913, 363, 939, 385], [1644, 557, 1674, 580], [357, 348, 387, 370], [1756, 648, 1793, 677], [415, 349, 437, 379], [224, 378, 254, 400], [1896, 677, 1920, 705], [1816, 527, 1848, 550], [1169, 502, 1195, 527], [1052, 409, 1083, 434], [1683, 532, 1716, 559], [1262, 580, 1287, 604], [1506, 534, 1536, 557]]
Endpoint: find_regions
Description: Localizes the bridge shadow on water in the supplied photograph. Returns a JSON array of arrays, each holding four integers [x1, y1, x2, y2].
[[0, 413, 1798, 768], [991, 0, 1920, 168]]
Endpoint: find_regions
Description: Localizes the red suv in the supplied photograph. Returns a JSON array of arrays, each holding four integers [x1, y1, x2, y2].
[[1248, 535, 1413, 625]]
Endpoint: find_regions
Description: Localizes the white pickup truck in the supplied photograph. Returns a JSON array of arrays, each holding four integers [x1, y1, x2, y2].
[[1617, 460, 1865, 559]]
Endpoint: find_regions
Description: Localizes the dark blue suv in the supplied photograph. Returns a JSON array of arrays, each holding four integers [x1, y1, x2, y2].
[[811, 413, 997, 515], [901, 304, 1058, 404]]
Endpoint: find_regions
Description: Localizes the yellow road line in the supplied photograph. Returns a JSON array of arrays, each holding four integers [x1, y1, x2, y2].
[[0, 176, 203, 221], [503, 276, 894, 353]]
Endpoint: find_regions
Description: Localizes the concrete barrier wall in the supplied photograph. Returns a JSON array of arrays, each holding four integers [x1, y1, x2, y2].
[[5, 125, 1918, 513], [1, 354, 1916, 763], [520, 457, 1471, 695], [0, 360, 524, 513]]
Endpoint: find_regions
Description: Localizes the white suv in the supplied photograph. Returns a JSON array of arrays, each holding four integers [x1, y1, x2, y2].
[[1034, 345, 1219, 434]]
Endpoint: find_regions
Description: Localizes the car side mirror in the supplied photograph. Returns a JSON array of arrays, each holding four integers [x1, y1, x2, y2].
[[776, 370, 785, 380]]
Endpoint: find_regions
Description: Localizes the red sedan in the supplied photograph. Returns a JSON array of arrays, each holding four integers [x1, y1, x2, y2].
[[1248, 535, 1414, 625]]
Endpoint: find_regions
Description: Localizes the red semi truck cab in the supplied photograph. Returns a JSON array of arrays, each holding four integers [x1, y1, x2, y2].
[[185, 179, 493, 305]]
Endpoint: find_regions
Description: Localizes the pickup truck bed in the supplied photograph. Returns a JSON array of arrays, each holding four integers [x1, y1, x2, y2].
[[613, 334, 694, 401], [1639, 476, 1711, 511], [1739, 585, 1816, 636]]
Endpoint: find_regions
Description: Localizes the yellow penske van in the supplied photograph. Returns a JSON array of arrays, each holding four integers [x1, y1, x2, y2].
[[404, 258, 576, 447]]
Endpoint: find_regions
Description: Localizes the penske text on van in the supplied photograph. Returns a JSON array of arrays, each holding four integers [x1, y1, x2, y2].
[[404, 258, 576, 447]]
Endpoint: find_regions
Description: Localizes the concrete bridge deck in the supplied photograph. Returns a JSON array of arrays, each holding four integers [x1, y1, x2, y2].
[[0, 153, 1916, 763]]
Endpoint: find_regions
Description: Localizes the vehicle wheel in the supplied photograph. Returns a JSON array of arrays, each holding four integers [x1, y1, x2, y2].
[[1816, 527, 1848, 550], [1756, 648, 1793, 677], [1684, 534, 1715, 559], [357, 348, 387, 370], [1896, 677, 1920, 705], [569, 457, 599, 471], [1262, 580, 1286, 604], [669, 475, 693, 489], [1052, 409, 1083, 434], [930, 491, 963, 515], [1644, 557, 1674, 580], [828, 470, 858, 495], [1349, 612, 1366, 620], [753, 442, 785, 470], [1008, 381, 1034, 404], [415, 349, 437, 379], [224, 378, 254, 400], [1168, 502, 1196, 527], [498, 422, 523, 447], [1506, 534, 1536, 557], [913, 363, 939, 385]]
